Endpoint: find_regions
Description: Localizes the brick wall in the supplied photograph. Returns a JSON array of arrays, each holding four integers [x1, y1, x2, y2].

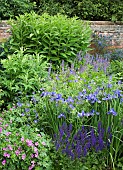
[[90, 21, 123, 49], [0, 21, 11, 42], [0, 20, 123, 50]]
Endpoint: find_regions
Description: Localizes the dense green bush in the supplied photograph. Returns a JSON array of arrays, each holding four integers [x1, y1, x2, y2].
[[34, 0, 123, 21], [6, 12, 92, 65], [0, 0, 35, 20], [0, 0, 122, 21], [0, 49, 49, 105]]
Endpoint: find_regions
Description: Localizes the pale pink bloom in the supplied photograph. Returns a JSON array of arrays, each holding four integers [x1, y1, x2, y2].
[[15, 150, 20, 156], [0, 117, 3, 121], [34, 147, 38, 153], [31, 161, 35, 164], [0, 127, 2, 133], [5, 132, 11, 136], [0, 122, 2, 124], [8, 145, 13, 151], [26, 139, 33, 147], [37, 134, 41, 137], [29, 164, 35, 170], [35, 142, 38, 146], [2, 159, 6, 165], [42, 141, 46, 146], [35, 152, 38, 158], [21, 137, 24, 142], [5, 124, 8, 127], [10, 108, 13, 111], [3, 153, 10, 158], [18, 147, 22, 151], [3, 148, 7, 151], [16, 133, 19, 136], [31, 154, 34, 158], [10, 120, 12, 123], [22, 154, 26, 160]]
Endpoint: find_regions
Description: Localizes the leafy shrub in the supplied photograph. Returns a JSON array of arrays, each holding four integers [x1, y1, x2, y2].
[[33, 0, 123, 21], [0, 49, 49, 105], [7, 12, 92, 66], [108, 60, 123, 81], [0, 0, 35, 20], [0, 114, 53, 170]]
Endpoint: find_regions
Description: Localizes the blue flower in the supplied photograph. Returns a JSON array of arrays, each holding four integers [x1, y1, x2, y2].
[[25, 108, 30, 113], [77, 110, 85, 117], [17, 102, 23, 107], [58, 113, 66, 119], [21, 113, 25, 116], [107, 108, 117, 116], [34, 120, 38, 123]]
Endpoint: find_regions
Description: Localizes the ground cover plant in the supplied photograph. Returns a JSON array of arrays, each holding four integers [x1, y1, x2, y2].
[[0, 12, 123, 170]]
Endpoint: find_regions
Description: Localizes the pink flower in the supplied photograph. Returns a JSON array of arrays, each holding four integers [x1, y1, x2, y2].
[[21, 137, 24, 142], [0, 117, 3, 121], [2, 159, 6, 165], [3, 148, 7, 151], [42, 141, 46, 146], [3, 153, 10, 158], [10, 120, 12, 123], [35, 142, 38, 146], [8, 145, 13, 151], [29, 163, 35, 170], [22, 154, 26, 160], [16, 133, 19, 136], [35, 152, 38, 158], [0, 122, 2, 124], [5, 124, 9, 127], [10, 108, 13, 111], [34, 147, 38, 153], [31, 154, 34, 158], [18, 147, 22, 151], [5, 132, 11, 136], [31, 161, 35, 164], [0, 127, 2, 133], [26, 139, 33, 147], [37, 134, 41, 137], [15, 150, 20, 156]]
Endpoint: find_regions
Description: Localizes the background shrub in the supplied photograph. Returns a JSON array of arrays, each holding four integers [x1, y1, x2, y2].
[[6, 12, 92, 66], [33, 0, 123, 21], [0, 0, 35, 20]]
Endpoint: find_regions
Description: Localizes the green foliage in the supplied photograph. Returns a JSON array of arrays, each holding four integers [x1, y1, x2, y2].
[[0, 0, 35, 20], [108, 60, 123, 81], [0, 49, 49, 105], [7, 12, 92, 66], [35, 0, 123, 21]]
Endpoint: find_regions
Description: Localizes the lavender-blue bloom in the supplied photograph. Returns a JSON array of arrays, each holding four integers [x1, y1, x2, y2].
[[17, 102, 23, 107], [34, 120, 38, 123], [107, 108, 117, 116], [25, 108, 30, 113], [77, 110, 85, 117], [21, 113, 25, 116], [65, 96, 74, 103], [58, 113, 66, 119]]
